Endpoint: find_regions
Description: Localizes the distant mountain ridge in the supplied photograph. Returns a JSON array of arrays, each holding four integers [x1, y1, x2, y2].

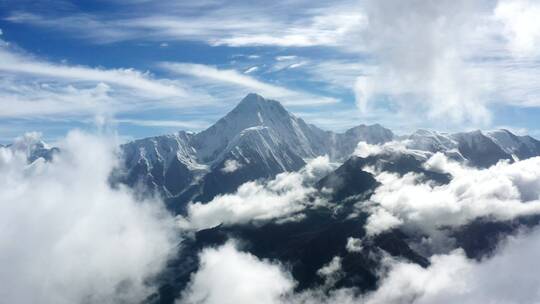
[[404, 128, 540, 167], [9, 93, 538, 209], [115, 93, 540, 210], [117, 93, 394, 206], [1, 132, 59, 163]]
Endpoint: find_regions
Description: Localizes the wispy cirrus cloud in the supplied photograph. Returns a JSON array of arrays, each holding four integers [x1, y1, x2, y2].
[[4, 1, 367, 48], [0, 42, 187, 98], [114, 118, 211, 130], [0, 38, 218, 139], [159, 62, 338, 106], [4, 0, 540, 135]]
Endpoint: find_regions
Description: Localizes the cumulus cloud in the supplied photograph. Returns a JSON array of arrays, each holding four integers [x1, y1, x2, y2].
[[221, 159, 243, 173], [178, 241, 294, 304], [354, 141, 383, 158], [316, 256, 344, 289], [495, 0, 540, 57], [0, 131, 178, 304], [172, 149, 540, 304], [180, 156, 333, 230], [346, 237, 364, 253], [351, 0, 540, 127], [354, 141, 429, 160], [365, 208, 403, 236], [423, 151, 464, 174], [365, 154, 540, 236], [355, 0, 495, 125], [362, 228, 540, 304], [177, 228, 540, 304]]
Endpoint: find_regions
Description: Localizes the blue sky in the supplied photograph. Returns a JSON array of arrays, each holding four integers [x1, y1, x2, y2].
[[0, 0, 540, 143]]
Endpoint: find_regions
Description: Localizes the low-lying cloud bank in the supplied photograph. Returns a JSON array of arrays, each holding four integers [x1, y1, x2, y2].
[[178, 241, 294, 304], [359, 230, 540, 304], [179, 156, 335, 230], [365, 152, 540, 236], [0, 131, 179, 304], [178, 227, 540, 304], [176, 141, 540, 303]]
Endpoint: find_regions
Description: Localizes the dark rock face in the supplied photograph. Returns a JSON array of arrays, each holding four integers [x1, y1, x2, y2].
[[148, 210, 427, 304], [146, 155, 446, 304], [453, 215, 540, 260], [452, 131, 513, 168], [317, 157, 379, 202]]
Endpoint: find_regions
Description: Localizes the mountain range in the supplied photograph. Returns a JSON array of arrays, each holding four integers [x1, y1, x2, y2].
[[116, 93, 540, 211], [10, 93, 540, 304]]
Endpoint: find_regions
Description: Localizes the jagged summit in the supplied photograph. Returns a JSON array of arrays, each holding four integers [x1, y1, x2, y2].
[[231, 93, 287, 118], [193, 93, 305, 161], [118, 93, 396, 203], [4, 132, 59, 162], [238, 92, 279, 106]]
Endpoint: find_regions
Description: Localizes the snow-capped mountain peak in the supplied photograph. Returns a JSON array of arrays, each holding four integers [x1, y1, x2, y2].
[[486, 129, 540, 160], [118, 93, 396, 203], [7, 132, 59, 162]]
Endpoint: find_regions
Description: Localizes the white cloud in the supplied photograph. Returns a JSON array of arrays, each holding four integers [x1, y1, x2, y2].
[[221, 159, 243, 173], [0, 39, 219, 128], [243, 66, 259, 74], [115, 118, 210, 130], [317, 257, 342, 278], [301, 156, 336, 183], [354, 141, 429, 160], [495, 0, 540, 57], [0, 41, 186, 98], [354, 141, 383, 158], [180, 156, 333, 230], [355, 0, 497, 126], [288, 62, 307, 69], [181, 172, 315, 230], [5, 3, 366, 48], [423, 151, 464, 174], [276, 56, 298, 61], [7, 0, 540, 131], [178, 241, 294, 304], [365, 208, 403, 236], [0, 131, 178, 304], [363, 228, 540, 304], [176, 227, 540, 304], [0, 79, 114, 118], [365, 154, 540, 236], [345, 237, 364, 253], [159, 62, 338, 106], [347, 0, 540, 128]]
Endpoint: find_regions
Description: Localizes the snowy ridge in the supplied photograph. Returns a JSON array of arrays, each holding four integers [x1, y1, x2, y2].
[[3, 132, 59, 162], [405, 128, 540, 167], [118, 93, 540, 206], [486, 129, 540, 160], [119, 93, 395, 203], [192, 93, 331, 161]]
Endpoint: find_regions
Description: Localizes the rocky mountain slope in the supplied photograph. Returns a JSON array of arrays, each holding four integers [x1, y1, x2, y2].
[[118, 94, 540, 211], [118, 93, 395, 208]]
